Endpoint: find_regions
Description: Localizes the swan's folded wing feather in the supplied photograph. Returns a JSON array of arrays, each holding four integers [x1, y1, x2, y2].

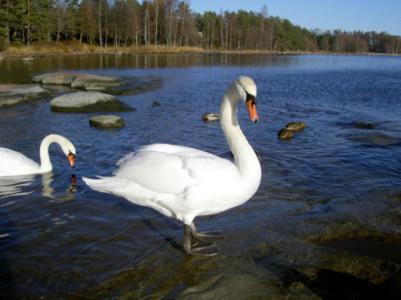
[[138, 143, 217, 158], [114, 145, 238, 196]]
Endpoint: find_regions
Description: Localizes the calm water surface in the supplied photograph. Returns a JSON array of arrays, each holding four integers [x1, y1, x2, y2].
[[1, 53, 401, 298]]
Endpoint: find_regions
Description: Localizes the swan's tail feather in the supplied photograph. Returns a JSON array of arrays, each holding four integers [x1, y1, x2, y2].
[[82, 176, 128, 195], [82, 176, 176, 219]]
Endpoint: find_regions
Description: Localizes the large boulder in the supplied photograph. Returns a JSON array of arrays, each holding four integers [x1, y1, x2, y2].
[[32, 72, 162, 95], [50, 91, 134, 113], [32, 72, 81, 85], [0, 84, 49, 107], [70, 74, 121, 91], [89, 115, 125, 129], [33, 72, 120, 90]]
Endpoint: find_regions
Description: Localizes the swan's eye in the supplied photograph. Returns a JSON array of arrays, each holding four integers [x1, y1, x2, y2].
[[245, 92, 256, 104]]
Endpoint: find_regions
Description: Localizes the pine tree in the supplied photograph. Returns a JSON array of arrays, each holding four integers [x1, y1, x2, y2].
[[0, 0, 11, 49]]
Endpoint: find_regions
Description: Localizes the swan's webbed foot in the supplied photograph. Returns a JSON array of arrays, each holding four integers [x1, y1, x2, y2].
[[184, 224, 219, 256], [191, 223, 224, 241]]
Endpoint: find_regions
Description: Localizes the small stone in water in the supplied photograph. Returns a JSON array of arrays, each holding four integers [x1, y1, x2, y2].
[[152, 101, 161, 107], [202, 112, 220, 122]]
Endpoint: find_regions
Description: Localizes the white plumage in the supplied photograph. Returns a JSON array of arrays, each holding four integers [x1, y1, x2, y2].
[[0, 134, 76, 177], [83, 76, 261, 255]]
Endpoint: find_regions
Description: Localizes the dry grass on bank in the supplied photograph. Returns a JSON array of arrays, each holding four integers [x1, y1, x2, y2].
[[1, 42, 206, 58]]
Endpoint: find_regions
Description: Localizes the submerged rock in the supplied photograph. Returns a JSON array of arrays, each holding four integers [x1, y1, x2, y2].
[[0, 84, 49, 107], [278, 128, 294, 140], [345, 132, 401, 147], [152, 100, 161, 107], [89, 115, 125, 129], [202, 112, 220, 122], [351, 121, 376, 130], [286, 121, 306, 132], [302, 222, 401, 284], [50, 91, 134, 113]]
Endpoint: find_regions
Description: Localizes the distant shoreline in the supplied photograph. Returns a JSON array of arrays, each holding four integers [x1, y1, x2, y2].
[[1, 45, 400, 59]]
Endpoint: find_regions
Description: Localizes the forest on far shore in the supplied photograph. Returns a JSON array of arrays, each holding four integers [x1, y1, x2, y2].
[[0, 0, 400, 54]]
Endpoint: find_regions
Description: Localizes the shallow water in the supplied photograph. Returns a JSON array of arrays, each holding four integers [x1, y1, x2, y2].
[[1, 53, 401, 298]]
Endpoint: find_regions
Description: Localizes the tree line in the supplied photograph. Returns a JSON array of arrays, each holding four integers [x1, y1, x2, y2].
[[0, 0, 400, 54]]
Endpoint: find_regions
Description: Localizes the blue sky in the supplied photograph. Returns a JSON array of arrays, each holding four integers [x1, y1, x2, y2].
[[190, 0, 401, 35]]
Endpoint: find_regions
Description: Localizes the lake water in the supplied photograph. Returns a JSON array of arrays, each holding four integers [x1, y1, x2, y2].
[[1, 53, 401, 298]]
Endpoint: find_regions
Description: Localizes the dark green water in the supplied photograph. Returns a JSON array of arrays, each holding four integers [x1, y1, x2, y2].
[[1, 53, 401, 299]]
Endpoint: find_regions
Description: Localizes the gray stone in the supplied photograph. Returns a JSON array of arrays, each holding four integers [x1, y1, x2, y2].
[[33, 72, 120, 91], [32, 72, 79, 85], [89, 115, 125, 129], [0, 84, 49, 107], [32, 72, 162, 96], [70, 74, 121, 91], [50, 91, 134, 113]]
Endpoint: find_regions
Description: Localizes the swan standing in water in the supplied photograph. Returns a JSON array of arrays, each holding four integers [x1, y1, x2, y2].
[[0, 134, 76, 177], [83, 76, 261, 255]]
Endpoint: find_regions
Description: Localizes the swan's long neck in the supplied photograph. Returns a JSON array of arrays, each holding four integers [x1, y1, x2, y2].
[[220, 83, 261, 182], [39, 135, 67, 173]]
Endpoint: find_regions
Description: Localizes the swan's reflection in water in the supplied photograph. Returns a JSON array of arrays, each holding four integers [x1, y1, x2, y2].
[[41, 173, 78, 201], [0, 173, 77, 201], [0, 175, 34, 199]]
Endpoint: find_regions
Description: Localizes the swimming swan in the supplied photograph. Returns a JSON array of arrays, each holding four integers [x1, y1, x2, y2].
[[83, 76, 261, 255], [0, 134, 76, 177]]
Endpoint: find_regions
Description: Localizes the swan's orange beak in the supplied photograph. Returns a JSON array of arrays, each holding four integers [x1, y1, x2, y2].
[[68, 153, 76, 168], [246, 100, 259, 123]]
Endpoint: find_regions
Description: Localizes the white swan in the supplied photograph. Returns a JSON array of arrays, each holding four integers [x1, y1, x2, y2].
[[83, 76, 261, 255], [0, 134, 76, 177]]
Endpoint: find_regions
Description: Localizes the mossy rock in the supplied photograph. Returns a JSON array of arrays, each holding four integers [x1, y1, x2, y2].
[[286, 121, 306, 132], [278, 128, 294, 140]]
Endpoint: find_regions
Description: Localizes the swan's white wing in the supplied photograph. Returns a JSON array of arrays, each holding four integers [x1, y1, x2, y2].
[[116, 143, 216, 166], [0, 148, 39, 176], [114, 144, 238, 195]]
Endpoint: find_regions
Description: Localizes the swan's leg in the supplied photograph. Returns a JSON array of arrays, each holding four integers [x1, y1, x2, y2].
[[190, 222, 224, 241], [183, 224, 218, 256]]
